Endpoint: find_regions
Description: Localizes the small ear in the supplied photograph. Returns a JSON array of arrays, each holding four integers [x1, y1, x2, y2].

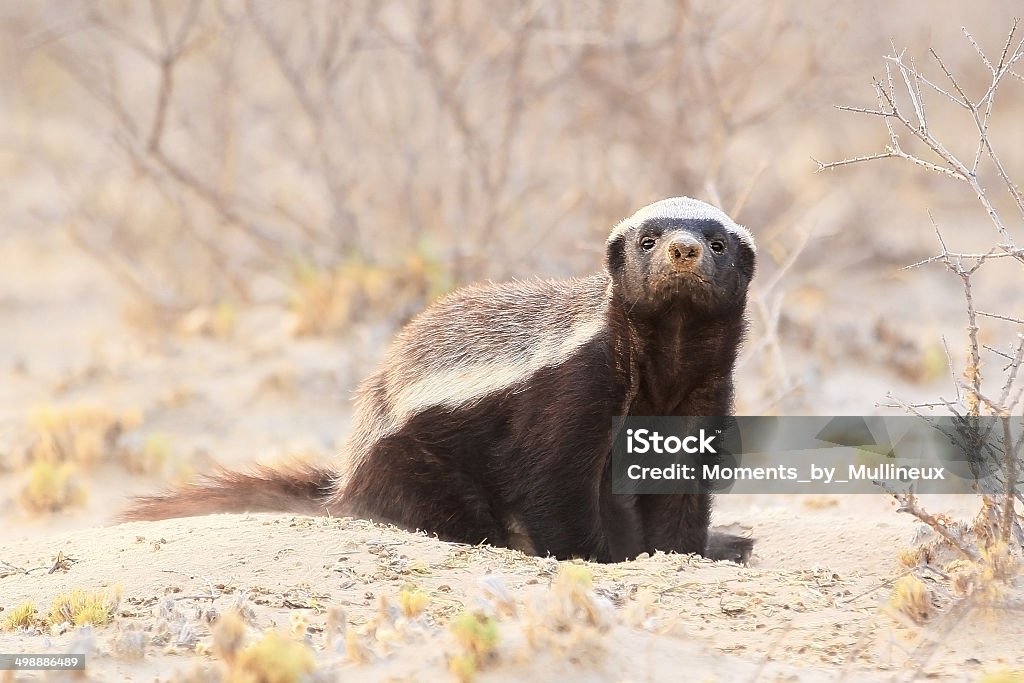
[[605, 233, 626, 275], [736, 242, 756, 282]]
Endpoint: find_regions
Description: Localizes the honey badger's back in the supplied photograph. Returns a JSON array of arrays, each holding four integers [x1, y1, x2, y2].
[[333, 274, 627, 558], [338, 275, 612, 471]]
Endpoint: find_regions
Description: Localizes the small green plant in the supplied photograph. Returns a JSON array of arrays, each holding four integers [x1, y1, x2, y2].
[[448, 611, 499, 681]]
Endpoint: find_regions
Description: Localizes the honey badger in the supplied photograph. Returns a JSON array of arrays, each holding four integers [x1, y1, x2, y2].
[[127, 197, 757, 563]]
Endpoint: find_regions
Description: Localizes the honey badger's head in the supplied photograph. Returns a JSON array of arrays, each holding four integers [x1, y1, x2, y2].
[[605, 197, 756, 318]]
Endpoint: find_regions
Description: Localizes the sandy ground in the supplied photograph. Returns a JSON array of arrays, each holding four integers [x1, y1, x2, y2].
[[1, 503, 1020, 681], [1, 228, 1022, 681]]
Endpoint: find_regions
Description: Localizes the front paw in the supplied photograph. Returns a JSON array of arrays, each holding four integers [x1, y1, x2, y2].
[[705, 530, 754, 564]]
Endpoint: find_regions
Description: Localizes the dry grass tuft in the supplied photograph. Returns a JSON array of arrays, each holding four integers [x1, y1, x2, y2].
[[889, 575, 933, 625], [229, 630, 315, 683], [344, 629, 373, 665], [550, 564, 610, 629], [2, 601, 39, 631], [448, 652, 478, 683], [397, 586, 430, 619], [519, 563, 612, 663], [946, 541, 1021, 603], [131, 433, 173, 476], [979, 541, 1020, 584], [897, 547, 922, 569], [49, 586, 122, 627]]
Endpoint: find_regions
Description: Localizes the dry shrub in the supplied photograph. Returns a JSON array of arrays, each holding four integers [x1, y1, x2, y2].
[[18, 405, 185, 502], [288, 253, 448, 336], [947, 541, 1021, 602], [18, 460, 87, 513], [27, 404, 140, 468], [821, 22, 1024, 614]]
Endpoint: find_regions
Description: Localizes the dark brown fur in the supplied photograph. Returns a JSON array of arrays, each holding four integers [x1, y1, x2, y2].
[[126, 199, 756, 564]]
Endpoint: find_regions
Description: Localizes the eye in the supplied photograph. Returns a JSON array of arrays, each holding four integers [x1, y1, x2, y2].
[[709, 240, 726, 254], [640, 237, 657, 251]]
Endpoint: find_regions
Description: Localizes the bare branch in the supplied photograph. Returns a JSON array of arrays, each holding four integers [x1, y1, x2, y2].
[[147, 54, 175, 152], [905, 249, 1022, 269], [998, 335, 1024, 408], [943, 336, 962, 405], [978, 311, 1024, 325], [834, 105, 891, 116], [1002, 416, 1019, 543], [984, 343, 1016, 363], [882, 487, 982, 562], [963, 27, 995, 74], [878, 393, 960, 414], [813, 152, 895, 172], [885, 49, 926, 131]]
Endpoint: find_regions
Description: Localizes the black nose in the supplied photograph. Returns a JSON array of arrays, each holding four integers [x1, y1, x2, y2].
[[667, 235, 702, 266]]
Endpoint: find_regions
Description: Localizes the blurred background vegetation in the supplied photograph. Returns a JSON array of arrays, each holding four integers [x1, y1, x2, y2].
[[0, 2, 1022, 521]]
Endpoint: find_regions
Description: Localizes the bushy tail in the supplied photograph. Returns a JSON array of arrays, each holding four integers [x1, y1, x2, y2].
[[122, 463, 338, 521]]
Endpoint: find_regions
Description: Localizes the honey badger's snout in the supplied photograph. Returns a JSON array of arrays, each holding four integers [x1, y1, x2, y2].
[[666, 233, 703, 271]]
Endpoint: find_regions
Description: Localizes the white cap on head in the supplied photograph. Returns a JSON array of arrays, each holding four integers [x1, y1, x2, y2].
[[609, 197, 755, 252]]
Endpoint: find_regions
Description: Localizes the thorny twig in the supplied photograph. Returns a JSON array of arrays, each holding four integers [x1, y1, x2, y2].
[[823, 24, 1024, 558], [817, 21, 1024, 261]]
